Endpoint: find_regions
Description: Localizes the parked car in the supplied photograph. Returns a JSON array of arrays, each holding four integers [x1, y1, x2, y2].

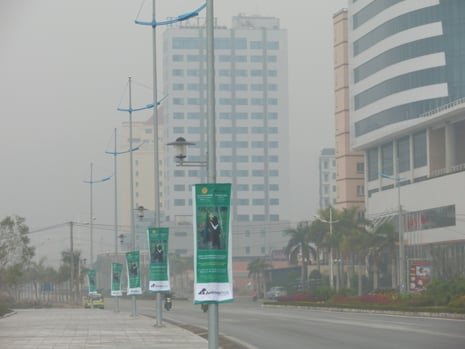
[[84, 293, 104, 309], [266, 286, 287, 299]]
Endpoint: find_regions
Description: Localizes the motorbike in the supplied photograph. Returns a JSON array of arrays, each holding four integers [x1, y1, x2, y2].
[[164, 294, 172, 311], [201, 304, 208, 313]]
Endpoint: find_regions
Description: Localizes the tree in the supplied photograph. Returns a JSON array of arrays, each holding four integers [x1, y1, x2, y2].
[[0, 216, 35, 269], [314, 207, 368, 292], [284, 221, 316, 286], [368, 222, 397, 290], [0, 216, 35, 300], [337, 207, 369, 291], [247, 258, 270, 298]]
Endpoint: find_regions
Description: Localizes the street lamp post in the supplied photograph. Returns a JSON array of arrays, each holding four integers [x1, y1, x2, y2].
[[166, 1, 218, 345], [205, 1, 218, 347], [105, 128, 144, 312], [134, 1, 207, 327], [117, 77, 156, 317], [380, 171, 405, 293], [314, 207, 338, 290], [83, 163, 111, 266]]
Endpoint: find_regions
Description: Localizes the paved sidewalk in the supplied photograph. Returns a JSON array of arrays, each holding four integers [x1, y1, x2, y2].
[[0, 308, 207, 349]]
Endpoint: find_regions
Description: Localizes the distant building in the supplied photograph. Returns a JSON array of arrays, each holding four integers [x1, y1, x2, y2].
[[118, 15, 291, 259], [333, 9, 365, 211], [318, 148, 337, 210]]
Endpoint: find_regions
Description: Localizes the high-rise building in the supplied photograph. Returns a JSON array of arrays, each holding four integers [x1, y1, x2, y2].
[[118, 15, 292, 258], [347, 1, 465, 248], [333, 9, 365, 211], [318, 148, 337, 210]]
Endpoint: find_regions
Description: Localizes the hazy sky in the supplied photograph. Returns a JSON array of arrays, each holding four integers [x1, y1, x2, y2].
[[0, 0, 347, 265]]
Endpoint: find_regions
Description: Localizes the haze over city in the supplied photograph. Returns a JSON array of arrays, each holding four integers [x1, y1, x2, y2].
[[0, 0, 347, 265]]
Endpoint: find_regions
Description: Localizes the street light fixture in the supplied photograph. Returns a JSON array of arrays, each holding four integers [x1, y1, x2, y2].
[[166, 137, 207, 167], [83, 163, 111, 266], [105, 128, 144, 312], [380, 171, 405, 293], [314, 207, 339, 290], [117, 76, 154, 317], [137, 205, 146, 220], [134, 1, 207, 328]]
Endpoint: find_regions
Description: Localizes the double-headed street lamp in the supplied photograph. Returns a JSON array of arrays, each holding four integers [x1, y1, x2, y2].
[[83, 163, 111, 266], [166, 2, 218, 345], [105, 128, 144, 312], [315, 207, 339, 290], [134, 1, 207, 327]]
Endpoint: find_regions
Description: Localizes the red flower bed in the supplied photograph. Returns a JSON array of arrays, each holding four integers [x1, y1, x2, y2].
[[277, 293, 321, 302], [333, 294, 400, 305]]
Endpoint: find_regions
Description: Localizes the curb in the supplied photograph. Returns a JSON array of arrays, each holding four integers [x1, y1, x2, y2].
[[262, 303, 465, 320], [0, 310, 17, 319]]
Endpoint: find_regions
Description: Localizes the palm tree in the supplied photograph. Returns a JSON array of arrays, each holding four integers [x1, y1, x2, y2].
[[369, 221, 397, 289], [247, 258, 270, 298], [329, 207, 368, 292], [308, 220, 327, 274], [284, 221, 316, 287]]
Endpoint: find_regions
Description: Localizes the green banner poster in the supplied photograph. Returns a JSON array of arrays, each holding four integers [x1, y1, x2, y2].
[[147, 227, 170, 292], [193, 183, 233, 303], [87, 269, 97, 295], [125, 251, 142, 295], [111, 263, 123, 296]]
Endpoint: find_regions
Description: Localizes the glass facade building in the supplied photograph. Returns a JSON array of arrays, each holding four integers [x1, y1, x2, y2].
[[346, 0, 465, 247], [350, 0, 465, 140]]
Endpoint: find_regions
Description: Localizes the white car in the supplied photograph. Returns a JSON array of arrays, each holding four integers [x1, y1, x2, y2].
[[266, 286, 287, 299]]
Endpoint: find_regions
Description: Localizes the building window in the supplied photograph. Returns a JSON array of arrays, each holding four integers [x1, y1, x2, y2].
[[236, 199, 249, 205], [356, 162, 364, 173], [357, 185, 364, 197], [172, 69, 184, 76], [367, 147, 378, 181], [381, 142, 393, 176], [397, 136, 410, 172], [270, 198, 279, 205], [237, 215, 250, 222], [174, 184, 185, 191], [174, 199, 185, 206], [270, 214, 279, 221], [413, 131, 427, 168]]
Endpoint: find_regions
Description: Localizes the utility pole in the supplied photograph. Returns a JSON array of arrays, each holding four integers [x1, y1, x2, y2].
[[69, 221, 75, 304]]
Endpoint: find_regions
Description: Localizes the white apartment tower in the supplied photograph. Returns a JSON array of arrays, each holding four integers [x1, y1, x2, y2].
[[161, 15, 291, 257]]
